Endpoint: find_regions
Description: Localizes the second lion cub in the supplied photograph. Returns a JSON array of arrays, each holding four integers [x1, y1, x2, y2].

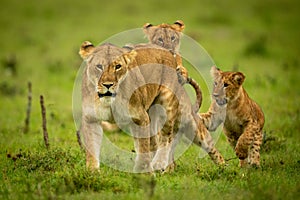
[[201, 66, 265, 167]]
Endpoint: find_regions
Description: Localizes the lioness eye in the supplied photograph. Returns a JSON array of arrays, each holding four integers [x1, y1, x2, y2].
[[115, 64, 122, 70], [171, 36, 176, 41], [96, 64, 103, 70], [224, 83, 229, 87], [158, 37, 163, 43]]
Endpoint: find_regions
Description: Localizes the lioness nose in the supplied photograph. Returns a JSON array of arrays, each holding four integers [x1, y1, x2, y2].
[[102, 82, 113, 89]]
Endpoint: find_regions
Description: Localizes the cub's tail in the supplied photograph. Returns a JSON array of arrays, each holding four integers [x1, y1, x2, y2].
[[187, 77, 202, 113]]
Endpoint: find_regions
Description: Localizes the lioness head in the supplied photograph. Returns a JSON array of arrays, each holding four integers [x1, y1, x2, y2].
[[143, 20, 185, 52], [79, 41, 137, 100], [211, 66, 245, 106], [79, 41, 136, 100]]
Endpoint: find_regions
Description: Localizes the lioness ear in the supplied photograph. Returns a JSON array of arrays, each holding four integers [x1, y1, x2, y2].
[[210, 65, 222, 78], [123, 50, 137, 64], [173, 20, 185, 32], [79, 41, 95, 60], [232, 72, 245, 86]]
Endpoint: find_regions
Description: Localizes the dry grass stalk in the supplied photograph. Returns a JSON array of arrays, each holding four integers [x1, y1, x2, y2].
[[40, 95, 49, 149], [23, 82, 32, 133]]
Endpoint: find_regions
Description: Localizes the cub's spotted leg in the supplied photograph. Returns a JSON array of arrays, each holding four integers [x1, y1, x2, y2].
[[249, 129, 263, 167], [235, 124, 260, 167], [187, 114, 225, 165], [197, 128, 225, 165], [200, 102, 227, 132], [224, 130, 248, 166]]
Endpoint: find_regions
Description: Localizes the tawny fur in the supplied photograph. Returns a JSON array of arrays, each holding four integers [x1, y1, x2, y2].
[[79, 42, 224, 172]]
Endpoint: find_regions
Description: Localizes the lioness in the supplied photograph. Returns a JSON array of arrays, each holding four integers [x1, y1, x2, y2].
[[143, 20, 202, 112], [201, 66, 265, 167], [79, 42, 224, 172]]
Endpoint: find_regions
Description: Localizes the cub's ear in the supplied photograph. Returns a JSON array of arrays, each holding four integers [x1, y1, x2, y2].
[[143, 23, 153, 29], [210, 65, 222, 78], [232, 72, 245, 86], [123, 50, 137, 64], [143, 23, 154, 35], [79, 41, 95, 59], [173, 20, 185, 32]]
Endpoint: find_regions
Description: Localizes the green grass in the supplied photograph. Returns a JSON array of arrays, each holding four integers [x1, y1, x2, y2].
[[1, 0, 300, 199]]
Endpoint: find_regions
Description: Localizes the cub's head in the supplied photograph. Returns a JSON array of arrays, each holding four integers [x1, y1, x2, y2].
[[79, 41, 136, 100], [211, 66, 245, 106], [143, 20, 185, 52]]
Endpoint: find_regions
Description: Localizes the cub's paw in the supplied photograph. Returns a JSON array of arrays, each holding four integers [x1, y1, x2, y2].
[[176, 66, 188, 84], [239, 159, 249, 168], [235, 145, 248, 160], [249, 160, 261, 169]]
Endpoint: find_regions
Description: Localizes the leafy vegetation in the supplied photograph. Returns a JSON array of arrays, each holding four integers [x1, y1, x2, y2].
[[1, 0, 300, 199]]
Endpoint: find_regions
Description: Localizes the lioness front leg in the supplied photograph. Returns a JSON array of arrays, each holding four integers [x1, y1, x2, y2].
[[82, 119, 103, 170]]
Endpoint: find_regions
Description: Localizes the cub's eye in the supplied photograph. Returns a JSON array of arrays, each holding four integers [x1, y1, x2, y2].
[[158, 37, 164, 43], [171, 36, 176, 41], [115, 64, 122, 70], [224, 83, 229, 87], [214, 82, 217, 86], [96, 64, 103, 70]]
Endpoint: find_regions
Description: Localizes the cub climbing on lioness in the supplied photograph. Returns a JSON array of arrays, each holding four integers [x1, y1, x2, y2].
[[143, 20, 202, 112], [200, 66, 265, 167]]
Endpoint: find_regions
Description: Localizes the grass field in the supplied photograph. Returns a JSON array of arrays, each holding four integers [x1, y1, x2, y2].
[[1, 0, 300, 199]]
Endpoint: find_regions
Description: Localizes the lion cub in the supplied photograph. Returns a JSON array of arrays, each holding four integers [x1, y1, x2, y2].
[[143, 20, 202, 112], [201, 66, 265, 167]]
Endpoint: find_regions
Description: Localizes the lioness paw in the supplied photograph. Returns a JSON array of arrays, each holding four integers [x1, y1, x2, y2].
[[151, 160, 169, 172]]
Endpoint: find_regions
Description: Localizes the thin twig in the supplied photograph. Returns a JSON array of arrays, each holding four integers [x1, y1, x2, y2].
[[76, 129, 84, 151], [225, 157, 238, 162], [23, 82, 32, 133], [40, 95, 49, 149]]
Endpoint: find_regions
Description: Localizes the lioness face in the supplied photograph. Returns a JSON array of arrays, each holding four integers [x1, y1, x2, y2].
[[79, 42, 134, 98], [211, 66, 245, 105], [143, 20, 185, 52], [97, 51, 137, 99]]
